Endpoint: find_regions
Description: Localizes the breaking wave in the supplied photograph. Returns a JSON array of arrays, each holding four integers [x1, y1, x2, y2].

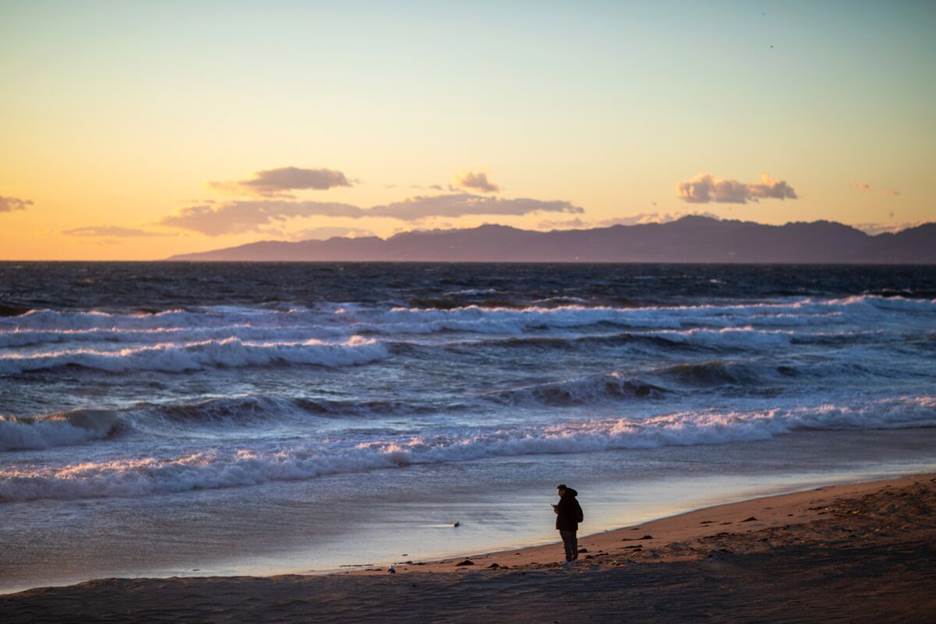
[[2, 296, 932, 346], [487, 372, 665, 406], [2, 395, 933, 502], [0, 336, 387, 375], [655, 361, 761, 386], [0, 393, 469, 452], [0, 410, 125, 451]]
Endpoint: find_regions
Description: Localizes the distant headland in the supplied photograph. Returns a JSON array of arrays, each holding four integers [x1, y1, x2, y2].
[[167, 216, 936, 263]]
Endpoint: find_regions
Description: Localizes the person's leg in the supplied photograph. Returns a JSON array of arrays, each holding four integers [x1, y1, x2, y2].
[[560, 530, 575, 562], [571, 531, 578, 560]]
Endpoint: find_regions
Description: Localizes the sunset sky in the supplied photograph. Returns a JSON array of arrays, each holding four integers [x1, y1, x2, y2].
[[1, 0, 934, 260]]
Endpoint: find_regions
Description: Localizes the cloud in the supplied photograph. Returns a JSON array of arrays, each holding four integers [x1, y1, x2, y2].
[[291, 226, 374, 241], [537, 217, 588, 230], [456, 171, 499, 193], [539, 211, 723, 231], [592, 211, 721, 227], [212, 167, 352, 197], [162, 194, 582, 235], [596, 212, 676, 226], [0, 196, 32, 213], [161, 200, 361, 235], [677, 174, 797, 204], [852, 221, 922, 235], [369, 193, 581, 220], [63, 226, 174, 237]]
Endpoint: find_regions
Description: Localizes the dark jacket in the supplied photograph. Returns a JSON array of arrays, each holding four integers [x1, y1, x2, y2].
[[555, 488, 584, 531]]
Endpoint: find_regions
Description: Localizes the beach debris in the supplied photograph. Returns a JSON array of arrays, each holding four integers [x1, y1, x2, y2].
[[741, 516, 759, 522], [387, 564, 396, 574], [577, 548, 589, 553], [455, 559, 474, 567], [487, 563, 501, 569], [621, 534, 654, 541], [401, 553, 408, 556]]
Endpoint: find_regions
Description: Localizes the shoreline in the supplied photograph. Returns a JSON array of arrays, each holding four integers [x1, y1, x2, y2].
[[3, 472, 934, 622], [345, 471, 934, 574]]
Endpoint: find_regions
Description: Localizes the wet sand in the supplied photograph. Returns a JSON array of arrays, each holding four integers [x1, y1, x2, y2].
[[3, 473, 935, 623]]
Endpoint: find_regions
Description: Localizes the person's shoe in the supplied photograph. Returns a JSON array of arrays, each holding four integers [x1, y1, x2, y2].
[[562, 560, 573, 569]]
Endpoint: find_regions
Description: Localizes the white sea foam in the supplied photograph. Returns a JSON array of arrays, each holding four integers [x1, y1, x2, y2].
[[369, 295, 934, 335], [648, 327, 793, 349], [0, 336, 387, 375], [1, 296, 931, 351], [0, 324, 349, 348], [2, 395, 933, 502]]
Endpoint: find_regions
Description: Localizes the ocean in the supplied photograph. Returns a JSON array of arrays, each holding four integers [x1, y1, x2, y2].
[[2, 262, 935, 592]]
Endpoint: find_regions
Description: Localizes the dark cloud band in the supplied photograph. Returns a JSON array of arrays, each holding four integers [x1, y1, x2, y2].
[[677, 174, 797, 204], [0, 196, 32, 213], [212, 167, 352, 197], [161, 194, 583, 235], [456, 172, 499, 193]]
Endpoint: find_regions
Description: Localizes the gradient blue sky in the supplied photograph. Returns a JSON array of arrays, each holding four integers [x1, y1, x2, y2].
[[1, 0, 934, 258]]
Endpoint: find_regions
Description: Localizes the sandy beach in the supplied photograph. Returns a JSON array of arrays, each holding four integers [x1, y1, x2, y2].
[[3, 472, 934, 623]]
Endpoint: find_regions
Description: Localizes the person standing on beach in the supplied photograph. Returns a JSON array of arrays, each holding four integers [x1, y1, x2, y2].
[[553, 484, 584, 568]]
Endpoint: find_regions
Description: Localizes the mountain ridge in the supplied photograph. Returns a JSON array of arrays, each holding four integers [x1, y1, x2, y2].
[[167, 216, 936, 263]]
